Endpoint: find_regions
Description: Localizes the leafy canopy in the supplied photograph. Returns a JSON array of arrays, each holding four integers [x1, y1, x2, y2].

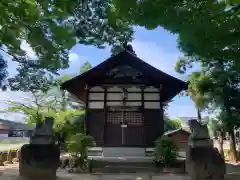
[[0, 0, 134, 88], [168, 118, 182, 129], [1, 0, 133, 69], [112, 0, 240, 162]]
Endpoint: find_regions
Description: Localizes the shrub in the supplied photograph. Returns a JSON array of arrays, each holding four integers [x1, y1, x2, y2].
[[155, 136, 178, 167], [224, 149, 240, 161], [67, 133, 94, 170]]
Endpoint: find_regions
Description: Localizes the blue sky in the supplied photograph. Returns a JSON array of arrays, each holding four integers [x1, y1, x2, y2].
[[0, 26, 197, 122]]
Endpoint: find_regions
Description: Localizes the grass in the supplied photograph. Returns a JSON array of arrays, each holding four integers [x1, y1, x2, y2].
[[0, 140, 28, 146], [224, 149, 240, 161]]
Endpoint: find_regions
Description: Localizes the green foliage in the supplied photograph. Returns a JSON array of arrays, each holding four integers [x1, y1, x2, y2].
[[155, 136, 178, 167], [80, 61, 92, 74], [112, 0, 239, 66], [175, 58, 193, 74], [67, 133, 94, 169], [168, 118, 182, 129], [206, 115, 224, 138], [1, 89, 83, 131], [0, 0, 133, 69], [1, 0, 134, 87], [56, 111, 85, 145], [189, 72, 210, 108], [8, 63, 56, 93], [111, 45, 125, 56], [0, 0, 77, 70], [0, 147, 20, 153], [0, 54, 7, 90]]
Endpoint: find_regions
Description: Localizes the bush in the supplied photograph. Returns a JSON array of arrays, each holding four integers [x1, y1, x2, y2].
[[224, 149, 240, 161], [155, 136, 178, 167], [67, 133, 94, 170]]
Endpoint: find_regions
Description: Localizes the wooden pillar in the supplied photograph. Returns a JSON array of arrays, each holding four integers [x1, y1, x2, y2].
[[102, 87, 107, 145], [141, 86, 146, 146], [141, 86, 145, 111], [84, 85, 89, 135], [159, 84, 164, 135], [159, 84, 163, 115]]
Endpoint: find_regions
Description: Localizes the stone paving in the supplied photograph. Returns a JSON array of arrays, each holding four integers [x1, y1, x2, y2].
[[0, 163, 240, 180], [0, 164, 189, 180]]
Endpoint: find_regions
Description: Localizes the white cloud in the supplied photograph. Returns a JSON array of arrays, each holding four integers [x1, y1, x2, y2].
[[4, 40, 37, 78], [131, 40, 196, 117], [69, 53, 80, 62], [0, 91, 32, 122], [20, 41, 37, 60], [132, 40, 188, 80], [59, 53, 88, 75]]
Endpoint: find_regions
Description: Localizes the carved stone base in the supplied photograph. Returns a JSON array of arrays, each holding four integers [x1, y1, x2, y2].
[[19, 165, 58, 179], [186, 147, 225, 180], [30, 135, 53, 145], [19, 144, 60, 180]]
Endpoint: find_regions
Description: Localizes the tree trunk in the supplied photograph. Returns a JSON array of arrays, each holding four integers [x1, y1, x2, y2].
[[196, 107, 202, 122], [219, 130, 225, 159], [229, 128, 238, 163]]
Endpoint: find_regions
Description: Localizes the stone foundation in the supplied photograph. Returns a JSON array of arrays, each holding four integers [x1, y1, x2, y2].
[[19, 144, 60, 180]]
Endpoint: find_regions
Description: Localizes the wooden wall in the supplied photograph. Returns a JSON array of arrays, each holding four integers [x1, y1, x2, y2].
[[86, 85, 164, 147]]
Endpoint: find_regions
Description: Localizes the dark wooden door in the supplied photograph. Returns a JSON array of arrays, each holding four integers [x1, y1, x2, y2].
[[104, 112, 122, 146], [104, 111, 145, 147], [124, 111, 145, 147]]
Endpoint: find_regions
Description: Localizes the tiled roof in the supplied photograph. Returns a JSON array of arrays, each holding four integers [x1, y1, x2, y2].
[[0, 119, 34, 130], [178, 117, 197, 122], [164, 128, 191, 136]]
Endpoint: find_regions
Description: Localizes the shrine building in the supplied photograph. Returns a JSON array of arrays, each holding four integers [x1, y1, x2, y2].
[[61, 46, 187, 148]]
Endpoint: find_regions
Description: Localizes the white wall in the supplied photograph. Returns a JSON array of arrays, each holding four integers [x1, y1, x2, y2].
[[89, 85, 161, 109]]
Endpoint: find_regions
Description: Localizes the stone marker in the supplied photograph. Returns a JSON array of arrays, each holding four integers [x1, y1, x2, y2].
[[19, 117, 60, 180], [186, 119, 225, 180]]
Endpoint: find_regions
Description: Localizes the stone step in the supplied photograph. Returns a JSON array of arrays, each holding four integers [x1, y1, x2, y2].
[[102, 147, 146, 157], [91, 158, 156, 173], [102, 165, 158, 173], [92, 160, 155, 168]]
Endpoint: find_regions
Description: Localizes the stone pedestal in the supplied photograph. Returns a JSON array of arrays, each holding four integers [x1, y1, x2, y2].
[[186, 120, 226, 180], [19, 117, 60, 180], [186, 147, 225, 180], [19, 144, 60, 180]]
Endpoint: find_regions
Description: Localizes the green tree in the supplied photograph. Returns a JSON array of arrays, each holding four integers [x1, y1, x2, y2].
[[113, 0, 239, 162], [115, 0, 240, 163], [176, 57, 240, 162], [1, 0, 134, 86], [168, 118, 182, 129], [80, 61, 92, 74], [112, 0, 239, 63], [67, 133, 94, 169], [8, 63, 56, 93], [0, 54, 7, 90], [1, 91, 81, 124], [207, 116, 225, 159], [155, 136, 177, 167], [176, 70, 210, 122]]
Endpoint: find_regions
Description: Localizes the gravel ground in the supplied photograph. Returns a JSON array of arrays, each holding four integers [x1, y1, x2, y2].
[[0, 163, 240, 180]]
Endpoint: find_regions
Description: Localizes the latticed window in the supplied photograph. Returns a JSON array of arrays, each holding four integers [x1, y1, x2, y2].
[[106, 112, 122, 124], [125, 112, 143, 125]]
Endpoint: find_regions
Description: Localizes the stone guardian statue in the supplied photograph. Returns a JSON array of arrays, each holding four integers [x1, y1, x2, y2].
[[19, 117, 60, 180], [186, 119, 226, 180]]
